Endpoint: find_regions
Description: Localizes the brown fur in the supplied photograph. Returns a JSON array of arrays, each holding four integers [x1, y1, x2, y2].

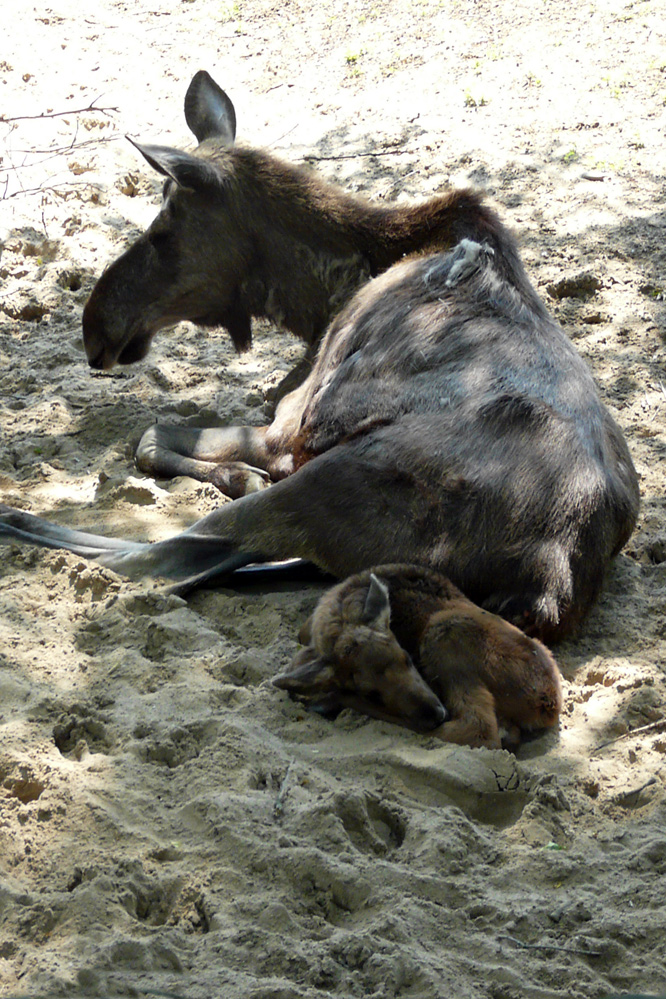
[[274, 564, 562, 750]]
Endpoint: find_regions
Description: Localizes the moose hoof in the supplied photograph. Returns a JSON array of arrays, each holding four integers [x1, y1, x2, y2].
[[209, 462, 272, 499]]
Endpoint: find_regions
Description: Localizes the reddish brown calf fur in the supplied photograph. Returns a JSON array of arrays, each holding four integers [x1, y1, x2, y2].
[[274, 565, 562, 750]]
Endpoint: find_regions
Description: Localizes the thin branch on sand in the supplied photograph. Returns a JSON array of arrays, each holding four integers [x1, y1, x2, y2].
[[1, 98, 119, 123], [304, 147, 413, 162], [591, 719, 666, 754], [499, 934, 602, 958]]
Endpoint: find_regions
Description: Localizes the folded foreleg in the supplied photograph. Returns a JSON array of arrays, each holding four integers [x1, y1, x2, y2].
[[432, 687, 502, 749], [136, 423, 272, 497]]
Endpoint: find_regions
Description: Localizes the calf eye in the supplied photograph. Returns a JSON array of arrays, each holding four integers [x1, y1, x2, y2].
[[363, 690, 383, 706]]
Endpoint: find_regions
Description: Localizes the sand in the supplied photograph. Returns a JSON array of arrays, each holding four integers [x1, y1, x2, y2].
[[1, 1, 666, 996]]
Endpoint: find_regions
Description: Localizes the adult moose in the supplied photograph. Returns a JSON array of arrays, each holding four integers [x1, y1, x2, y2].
[[82, 71, 531, 394], [0, 227, 639, 641]]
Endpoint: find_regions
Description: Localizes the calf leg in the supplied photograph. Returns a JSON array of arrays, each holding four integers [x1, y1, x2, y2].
[[433, 687, 501, 749]]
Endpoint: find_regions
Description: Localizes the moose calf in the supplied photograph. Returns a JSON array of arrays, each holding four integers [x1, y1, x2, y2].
[[274, 564, 563, 750]]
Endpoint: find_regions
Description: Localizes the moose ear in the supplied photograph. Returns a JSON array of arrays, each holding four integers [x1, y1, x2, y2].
[[273, 647, 335, 696], [362, 573, 391, 632], [127, 139, 224, 193], [184, 70, 237, 145]]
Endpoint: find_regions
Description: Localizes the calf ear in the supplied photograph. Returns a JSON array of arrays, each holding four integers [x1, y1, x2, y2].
[[185, 70, 237, 145], [363, 573, 392, 632], [128, 139, 223, 194], [297, 614, 314, 646], [273, 648, 336, 696]]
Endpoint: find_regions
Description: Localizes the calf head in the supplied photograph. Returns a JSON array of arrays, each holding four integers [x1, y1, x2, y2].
[[83, 70, 255, 370], [273, 573, 447, 732]]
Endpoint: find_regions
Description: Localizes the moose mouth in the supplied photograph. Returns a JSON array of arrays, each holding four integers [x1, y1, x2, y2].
[[86, 328, 154, 370], [84, 298, 250, 371], [117, 331, 154, 365]]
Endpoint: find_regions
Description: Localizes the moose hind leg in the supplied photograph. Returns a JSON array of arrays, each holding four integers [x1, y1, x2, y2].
[[481, 540, 577, 641], [0, 504, 149, 559]]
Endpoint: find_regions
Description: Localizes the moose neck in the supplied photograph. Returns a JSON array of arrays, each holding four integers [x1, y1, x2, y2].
[[362, 191, 498, 268], [234, 148, 544, 346], [363, 192, 546, 316]]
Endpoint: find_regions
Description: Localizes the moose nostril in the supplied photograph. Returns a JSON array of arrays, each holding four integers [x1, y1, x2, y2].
[[431, 703, 448, 728]]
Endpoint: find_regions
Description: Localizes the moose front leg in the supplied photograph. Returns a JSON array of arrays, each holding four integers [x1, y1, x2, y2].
[[135, 424, 273, 498]]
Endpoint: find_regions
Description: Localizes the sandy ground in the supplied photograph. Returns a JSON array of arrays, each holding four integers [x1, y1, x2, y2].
[[1, 1, 666, 996]]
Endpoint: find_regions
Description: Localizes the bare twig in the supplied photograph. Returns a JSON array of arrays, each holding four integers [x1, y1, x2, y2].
[[591, 718, 666, 754], [268, 123, 298, 147], [499, 934, 602, 958], [0, 181, 104, 201], [137, 990, 188, 998], [304, 147, 413, 162], [7, 136, 118, 166], [273, 759, 295, 818], [612, 776, 657, 807], [1, 98, 118, 123]]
